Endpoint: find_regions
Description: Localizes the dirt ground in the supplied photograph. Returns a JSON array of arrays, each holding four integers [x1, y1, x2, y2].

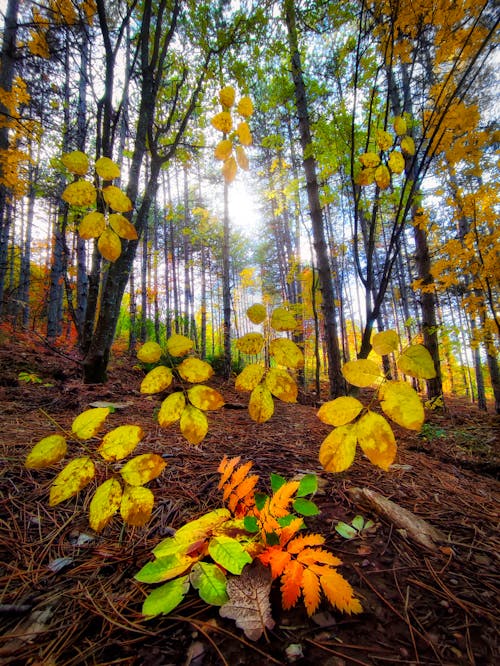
[[0, 331, 499, 665]]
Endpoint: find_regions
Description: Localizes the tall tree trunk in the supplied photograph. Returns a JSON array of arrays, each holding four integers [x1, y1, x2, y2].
[[284, 0, 344, 397], [222, 180, 232, 378]]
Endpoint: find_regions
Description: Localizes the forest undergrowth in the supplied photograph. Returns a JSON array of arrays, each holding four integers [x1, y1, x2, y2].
[[0, 330, 498, 665]]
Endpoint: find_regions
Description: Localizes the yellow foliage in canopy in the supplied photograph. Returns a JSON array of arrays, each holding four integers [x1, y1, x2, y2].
[[359, 152, 380, 168], [355, 167, 376, 186], [236, 121, 252, 146], [25, 434, 67, 469], [62, 180, 97, 207], [401, 135, 415, 156], [214, 139, 233, 161], [376, 129, 393, 151], [393, 116, 407, 136], [374, 164, 391, 189], [137, 341, 162, 363], [95, 156, 121, 180], [388, 150, 405, 175], [211, 111, 233, 133], [237, 96, 254, 117], [98, 228, 122, 262], [28, 31, 50, 59], [79, 212, 105, 239], [62, 150, 89, 176]]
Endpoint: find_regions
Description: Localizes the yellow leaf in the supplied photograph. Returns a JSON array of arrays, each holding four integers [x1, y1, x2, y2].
[[376, 129, 393, 151], [62, 180, 97, 207], [397, 344, 437, 379], [95, 156, 120, 180], [269, 338, 304, 369], [211, 111, 232, 133], [25, 434, 67, 469], [341, 359, 381, 388], [137, 341, 162, 363], [235, 363, 265, 391], [89, 478, 122, 531], [237, 96, 253, 117], [372, 330, 399, 356], [120, 453, 166, 486], [98, 227, 122, 261], [236, 332, 264, 355], [393, 116, 407, 136], [388, 150, 405, 175], [49, 457, 95, 506], [246, 303, 266, 324], [166, 333, 194, 356], [248, 385, 274, 423], [61, 150, 89, 176], [265, 368, 297, 403], [320, 570, 362, 614], [79, 211, 105, 239], [98, 424, 144, 462], [222, 156, 238, 183], [355, 167, 376, 186], [120, 485, 154, 526], [401, 135, 415, 156], [379, 381, 425, 431], [188, 385, 225, 411], [158, 392, 186, 427], [214, 139, 233, 161], [359, 152, 380, 168], [72, 407, 110, 440], [270, 307, 296, 331], [318, 424, 357, 473], [140, 365, 173, 394], [375, 164, 391, 189], [356, 412, 396, 471], [109, 213, 138, 240], [177, 358, 214, 383], [236, 121, 252, 146], [180, 404, 208, 444], [219, 86, 235, 108], [102, 185, 133, 212], [317, 396, 363, 426], [235, 145, 249, 170]]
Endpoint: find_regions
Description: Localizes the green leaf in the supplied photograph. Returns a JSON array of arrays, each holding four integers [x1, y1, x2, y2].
[[296, 473, 317, 497], [244, 516, 259, 533], [265, 532, 280, 546], [141, 575, 190, 617], [335, 522, 358, 539], [135, 553, 194, 583], [293, 498, 319, 516], [190, 561, 228, 606], [254, 492, 268, 511], [351, 515, 365, 532], [270, 472, 286, 493], [208, 536, 252, 574]]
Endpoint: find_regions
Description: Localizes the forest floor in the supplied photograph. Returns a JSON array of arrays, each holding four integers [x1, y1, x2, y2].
[[0, 328, 498, 666]]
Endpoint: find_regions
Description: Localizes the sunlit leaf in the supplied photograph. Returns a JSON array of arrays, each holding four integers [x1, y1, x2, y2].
[[235, 145, 249, 170], [62, 180, 97, 207], [246, 303, 266, 324], [170, 508, 231, 548], [109, 213, 138, 240], [318, 425, 357, 473], [270, 307, 296, 331], [158, 391, 186, 427], [214, 139, 233, 161], [98, 227, 121, 262], [235, 364, 265, 391], [25, 434, 67, 469], [72, 407, 110, 440], [401, 135, 415, 156], [177, 358, 214, 383], [49, 457, 95, 506], [140, 365, 173, 394], [393, 116, 407, 136], [95, 156, 120, 180], [236, 332, 264, 355], [219, 86, 235, 108], [359, 152, 380, 168], [79, 211, 105, 239], [236, 121, 252, 146], [293, 498, 319, 516], [341, 359, 381, 388], [208, 535, 252, 574], [102, 185, 133, 212], [265, 368, 297, 403], [137, 341, 162, 363], [269, 338, 304, 369], [166, 334, 194, 357], [180, 404, 208, 444], [61, 150, 89, 175], [211, 111, 232, 133], [89, 478, 122, 532], [320, 570, 363, 614], [98, 424, 144, 461], [296, 474, 317, 497], [355, 167, 376, 186], [317, 396, 363, 426], [248, 385, 274, 423], [372, 330, 399, 355], [222, 156, 238, 183], [190, 561, 228, 606], [237, 96, 254, 118], [376, 129, 393, 151], [388, 150, 405, 175], [120, 485, 154, 526], [137, 552, 194, 584], [379, 381, 425, 431], [141, 575, 190, 617], [356, 412, 396, 471], [375, 164, 391, 189], [397, 344, 436, 379], [120, 453, 166, 486], [188, 385, 225, 411]]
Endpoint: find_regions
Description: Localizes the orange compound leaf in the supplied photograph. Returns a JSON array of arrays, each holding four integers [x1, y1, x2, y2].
[[217, 455, 241, 489], [287, 533, 325, 555], [280, 560, 304, 610], [222, 460, 254, 502], [260, 547, 291, 579], [320, 570, 363, 615], [278, 517, 304, 548], [302, 568, 321, 616], [297, 547, 342, 568], [227, 473, 258, 514], [269, 480, 300, 518]]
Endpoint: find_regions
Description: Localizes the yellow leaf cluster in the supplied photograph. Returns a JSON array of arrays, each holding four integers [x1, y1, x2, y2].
[[211, 87, 253, 184]]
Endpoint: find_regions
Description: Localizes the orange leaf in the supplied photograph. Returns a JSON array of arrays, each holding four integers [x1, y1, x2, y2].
[[222, 460, 253, 502], [320, 570, 363, 614], [227, 474, 258, 513], [281, 560, 303, 610], [264, 547, 292, 579], [269, 480, 300, 518], [297, 547, 342, 568], [217, 455, 241, 489], [302, 568, 321, 616], [287, 533, 325, 554]]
